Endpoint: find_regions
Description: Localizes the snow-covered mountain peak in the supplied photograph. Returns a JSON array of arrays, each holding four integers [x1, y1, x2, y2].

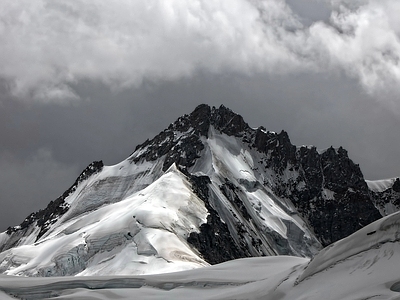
[[1, 104, 399, 279], [128, 104, 252, 172]]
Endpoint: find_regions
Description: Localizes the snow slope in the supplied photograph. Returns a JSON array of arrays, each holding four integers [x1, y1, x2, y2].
[[366, 178, 396, 192], [0, 163, 209, 276], [1, 212, 400, 299]]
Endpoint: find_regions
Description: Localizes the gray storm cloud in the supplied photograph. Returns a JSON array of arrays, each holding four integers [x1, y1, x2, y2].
[[1, 0, 400, 101]]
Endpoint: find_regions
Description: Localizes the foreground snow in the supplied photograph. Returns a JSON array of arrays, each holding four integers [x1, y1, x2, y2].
[[2, 212, 400, 300]]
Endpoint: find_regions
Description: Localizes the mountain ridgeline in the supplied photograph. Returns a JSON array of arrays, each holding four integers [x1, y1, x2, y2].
[[1, 104, 399, 277], [132, 104, 386, 246]]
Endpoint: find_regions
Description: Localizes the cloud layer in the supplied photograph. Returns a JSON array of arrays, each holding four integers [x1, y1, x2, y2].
[[1, 0, 400, 101]]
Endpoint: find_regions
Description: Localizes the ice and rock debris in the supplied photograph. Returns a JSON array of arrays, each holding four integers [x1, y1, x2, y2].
[[0, 104, 399, 295]]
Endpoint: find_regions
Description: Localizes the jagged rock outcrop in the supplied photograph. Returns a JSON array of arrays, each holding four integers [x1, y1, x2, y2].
[[272, 145, 382, 246]]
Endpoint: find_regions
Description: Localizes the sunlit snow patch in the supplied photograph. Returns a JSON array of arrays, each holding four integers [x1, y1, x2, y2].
[[0, 163, 209, 276]]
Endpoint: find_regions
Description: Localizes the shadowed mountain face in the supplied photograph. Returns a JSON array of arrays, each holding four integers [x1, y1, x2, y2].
[[0, 104, 397, 276]]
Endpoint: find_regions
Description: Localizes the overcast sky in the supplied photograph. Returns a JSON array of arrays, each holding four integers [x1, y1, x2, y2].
[[1, 0, 400, 231]]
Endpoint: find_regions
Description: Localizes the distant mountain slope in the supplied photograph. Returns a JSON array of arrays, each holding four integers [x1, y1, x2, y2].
[[0, 104, 397, 277]]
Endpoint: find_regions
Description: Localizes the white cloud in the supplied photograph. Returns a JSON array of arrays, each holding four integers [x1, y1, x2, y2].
[[0, 0, 400, 102], [312, 0, 400, 92]]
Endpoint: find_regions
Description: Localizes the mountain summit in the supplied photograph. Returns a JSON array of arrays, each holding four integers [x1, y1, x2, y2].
[[0, 104, 399, 277]]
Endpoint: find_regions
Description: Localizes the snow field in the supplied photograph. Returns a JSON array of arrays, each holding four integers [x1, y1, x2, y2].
[[0, 163, 209, 277]]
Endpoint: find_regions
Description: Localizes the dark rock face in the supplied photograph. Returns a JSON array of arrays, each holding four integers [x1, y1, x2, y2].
[[253, 127, 276, 152], [210, 104, 249, 137], [5, 161, 104, 246], [187, 175, 251, 264], [394, 178, 400, 193], [299, 147, 380, 246], [264, 144, 382, 246], [321, 147, 367, 193], [220, 182, 251, 221], [130, 105, 210, 171]]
